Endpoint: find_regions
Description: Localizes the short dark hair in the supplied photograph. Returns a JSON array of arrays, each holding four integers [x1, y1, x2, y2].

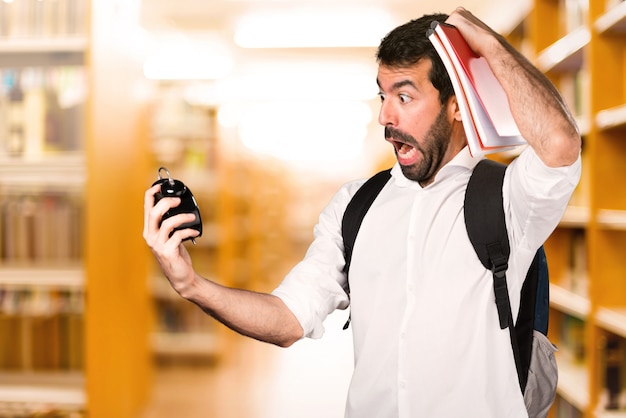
[[376, 14, 454, 105]]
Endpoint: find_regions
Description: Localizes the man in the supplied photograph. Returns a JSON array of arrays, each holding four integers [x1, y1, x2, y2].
[[144, 8, 581, 417]]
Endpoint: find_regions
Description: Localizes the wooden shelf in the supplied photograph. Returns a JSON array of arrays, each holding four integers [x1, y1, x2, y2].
[[151, 332, 219, 357], [0, 37, 87, 54], [556, 357, 589, 412], [596, 104, 626, 131], [0, 1, 154, 416], [596, 388, 626, 418], [0, 372, 85, 413], [560, 205, 591, 227], [594, 2, 626, 34], [523, 1, 626, 416], [536, 27, 590, 73], [596, 410, 626, 418], [576, 115, 591, 137], [0, 265, 83, 289], [550, 284, 591, 319], [0, 154, 86, 191], [595, 307, 626, 338], [597, 209, 626, 230], [0, 37, 86, 67]]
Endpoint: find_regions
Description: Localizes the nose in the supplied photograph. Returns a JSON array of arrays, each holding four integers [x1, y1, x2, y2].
[[378, 100, 397, 127]]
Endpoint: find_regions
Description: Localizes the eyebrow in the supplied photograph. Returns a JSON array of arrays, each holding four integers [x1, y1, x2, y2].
[[376, 78, 418, 92]]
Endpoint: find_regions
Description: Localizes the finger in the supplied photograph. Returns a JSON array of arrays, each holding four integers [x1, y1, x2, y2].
[[157, 212, 198, 244], [144, 184, 161, 210], [143, 184, 162, 238], [159, 212, 197, 234], [144, 184, 183, 216], [145, 197, 181, 245], [171, 227, 201, 245], [448, 7, 491, 33], [446, 8, 470, 26]]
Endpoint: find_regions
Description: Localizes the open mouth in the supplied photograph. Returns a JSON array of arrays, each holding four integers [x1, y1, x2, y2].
[[385, 127, 419, 166], [388, 138, 418, 165]]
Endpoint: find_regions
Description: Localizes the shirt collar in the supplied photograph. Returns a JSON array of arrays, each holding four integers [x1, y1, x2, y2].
[[389, 146, 482, 189]]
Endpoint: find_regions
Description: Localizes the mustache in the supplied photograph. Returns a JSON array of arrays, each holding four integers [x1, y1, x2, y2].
[[385, 126, 417, 146]]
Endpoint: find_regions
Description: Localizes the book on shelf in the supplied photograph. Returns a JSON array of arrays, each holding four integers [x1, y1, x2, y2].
[[427, 22, 527, 157], [559, 314, 586, 364], [571, 229, 588, 296], [0, 0, 87, 40], [0, 67, 85, 159], [0, 192, 83, 263], [602, 335, 626, 411], [0, 288, 84, 371]]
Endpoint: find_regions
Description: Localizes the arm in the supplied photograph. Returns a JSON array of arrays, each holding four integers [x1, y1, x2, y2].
[[446, 7, 582, 167], [143, 184, 304, 347]]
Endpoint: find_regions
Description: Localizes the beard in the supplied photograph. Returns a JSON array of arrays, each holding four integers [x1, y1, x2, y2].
[[385, 105, 452, 184]]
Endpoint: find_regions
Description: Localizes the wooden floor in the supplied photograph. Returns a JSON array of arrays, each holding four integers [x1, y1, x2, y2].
[[139, 312, 354, 418]]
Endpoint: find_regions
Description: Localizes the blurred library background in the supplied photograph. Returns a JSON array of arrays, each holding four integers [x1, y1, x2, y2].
[[0, 0, 625, 417]]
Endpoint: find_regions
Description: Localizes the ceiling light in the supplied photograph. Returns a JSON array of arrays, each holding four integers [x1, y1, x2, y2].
[[221, 70, 375, 101], [183, 61, 378, 105], [238, 100, 372, 162], [234, 7, 394, 48], [143, 37, 233, 80]]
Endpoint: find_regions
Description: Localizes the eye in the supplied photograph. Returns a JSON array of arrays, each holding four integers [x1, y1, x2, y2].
[[378, 92, 386, 102], [399, 93, 412, 104]]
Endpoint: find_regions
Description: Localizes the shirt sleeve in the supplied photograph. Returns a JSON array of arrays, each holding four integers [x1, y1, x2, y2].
[[504, 145, 582, 253], [271, 178, 366, 339]]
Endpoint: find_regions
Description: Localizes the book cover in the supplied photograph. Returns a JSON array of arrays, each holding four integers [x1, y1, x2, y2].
[[427, 22, 527, 156], [428, 36, 484, 156]]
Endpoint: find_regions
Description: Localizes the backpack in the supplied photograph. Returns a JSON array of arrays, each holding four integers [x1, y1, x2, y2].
[[341, 159, 558, 418]]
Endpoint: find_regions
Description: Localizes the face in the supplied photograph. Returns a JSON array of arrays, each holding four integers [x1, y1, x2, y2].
[[377, 59, 456, 186]]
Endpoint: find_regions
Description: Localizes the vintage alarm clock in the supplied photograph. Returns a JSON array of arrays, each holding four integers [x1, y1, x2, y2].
[[152, 167, 202, 243]]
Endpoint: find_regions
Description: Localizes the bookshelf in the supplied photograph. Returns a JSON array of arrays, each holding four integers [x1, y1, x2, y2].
[[0, 1, 152, 417], [505, 0, 626, 416]]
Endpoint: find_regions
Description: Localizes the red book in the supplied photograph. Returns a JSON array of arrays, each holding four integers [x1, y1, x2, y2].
[[428, 22, 527, 157]]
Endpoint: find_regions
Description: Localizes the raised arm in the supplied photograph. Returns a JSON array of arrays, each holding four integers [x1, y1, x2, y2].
[[446, 7, 581, 167], [143, 184, 303, 347]]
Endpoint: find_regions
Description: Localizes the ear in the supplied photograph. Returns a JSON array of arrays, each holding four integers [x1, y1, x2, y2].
[[447, 95, 463, 122]]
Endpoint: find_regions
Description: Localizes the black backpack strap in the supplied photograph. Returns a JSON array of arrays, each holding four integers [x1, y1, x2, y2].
[[342, 168, 392, 279], [464, 159, 511, 328], [465, 159, 525, 391], [341, 168, 392, 329]]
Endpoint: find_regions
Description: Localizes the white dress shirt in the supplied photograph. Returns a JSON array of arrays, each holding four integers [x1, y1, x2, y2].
[[273, 146, 581, 417]]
